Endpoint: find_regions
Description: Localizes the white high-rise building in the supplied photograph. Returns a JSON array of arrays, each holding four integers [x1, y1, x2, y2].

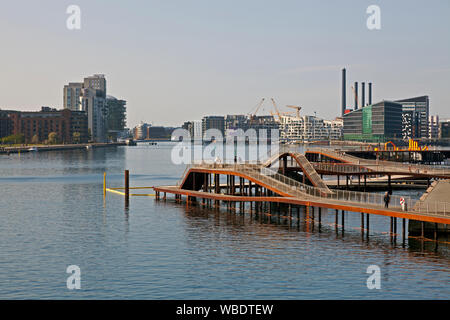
[[81, 88, 107, 142], [429, 115, 439, 139], [63, 82, 83, 111], [324, 117, 343, 140], [64, 74, 125, 142], [81, 75, 107, 142], [280, 115, 342, 142], [83, 74, 107, 96], [193, 120, 203, 141], [133, 122, 149, 140]]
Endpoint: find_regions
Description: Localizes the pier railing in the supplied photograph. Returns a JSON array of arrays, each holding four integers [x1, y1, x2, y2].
[[412, 201, 450, 216], [309, 148, 450, 175], [312, 161, 450, 176], [181, 162, 449, 217], [311, 162, 372, 174], [257, 167, 329, 197], [259, 167, 415, 210], [261, 167, 450, 217]]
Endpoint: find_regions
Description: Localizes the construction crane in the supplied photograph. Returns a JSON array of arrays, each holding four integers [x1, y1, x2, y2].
[[270, 110, 294, 117], [270, 98, 284, 122], [248, 98, 265, 123], [286, 105, 301, 118]]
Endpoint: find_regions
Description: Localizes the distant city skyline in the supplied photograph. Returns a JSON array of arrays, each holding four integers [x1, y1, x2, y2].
[[1, 0, 450, 128]]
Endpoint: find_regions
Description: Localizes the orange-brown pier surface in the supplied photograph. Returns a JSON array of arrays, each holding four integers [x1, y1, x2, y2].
[[153, 151, 450, 232]]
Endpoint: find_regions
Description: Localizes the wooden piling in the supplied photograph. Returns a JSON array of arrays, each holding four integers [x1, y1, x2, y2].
[[124, 170, 129, 203], [103, 172, 106, 198], [434, 223, 438, 241], [390, 217, 393, 237], [335, 209, 338, 230], [421, 221, 425, 239], [402, 218, 406, 246], [361, 213, 364, 236], [289, 204, 292, 226], [366, 213, 370, 239], [318, 207, 322, 228]]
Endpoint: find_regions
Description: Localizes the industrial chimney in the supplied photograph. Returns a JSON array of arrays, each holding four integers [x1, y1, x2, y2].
[[354, 82, 358, 110], [342, 68, 346, 116], [368, 82, 372, 105], [362, 82, 366, 108]]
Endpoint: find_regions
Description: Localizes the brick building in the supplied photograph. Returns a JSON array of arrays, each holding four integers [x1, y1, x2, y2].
[[0, 110, 12, 139], [3, 107, 88, 144]]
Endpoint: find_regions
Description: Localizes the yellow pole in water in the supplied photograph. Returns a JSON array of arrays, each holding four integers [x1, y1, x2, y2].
[[103, 172, 106, 198]]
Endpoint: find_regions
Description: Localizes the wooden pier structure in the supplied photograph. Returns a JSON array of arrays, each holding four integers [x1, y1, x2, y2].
[[305, 148, 450, 191], [153, 150, 450, 240]]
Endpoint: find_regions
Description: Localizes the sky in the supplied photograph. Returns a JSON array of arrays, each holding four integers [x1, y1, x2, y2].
[[0, 0, 449, 128]]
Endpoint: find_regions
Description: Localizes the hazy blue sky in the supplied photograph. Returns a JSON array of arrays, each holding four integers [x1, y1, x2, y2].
[[1, 0, 449, 127]]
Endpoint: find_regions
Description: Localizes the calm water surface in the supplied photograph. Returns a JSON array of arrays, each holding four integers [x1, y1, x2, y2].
[[0, 143, 448, 299]]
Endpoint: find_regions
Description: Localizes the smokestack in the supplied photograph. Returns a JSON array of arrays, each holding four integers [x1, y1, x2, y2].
[[342, 68, 346, 116], [368, 82, 372, 105], [354, 82, 358, 110], [361, 82, 365, 107]]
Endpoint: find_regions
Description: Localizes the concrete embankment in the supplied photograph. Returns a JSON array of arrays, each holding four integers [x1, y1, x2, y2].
[[409, 180, 450, 236], [0, 142, 126, 154]]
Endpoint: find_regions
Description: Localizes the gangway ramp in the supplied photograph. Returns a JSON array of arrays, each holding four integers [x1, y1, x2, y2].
[[264, 151, 332, 192]]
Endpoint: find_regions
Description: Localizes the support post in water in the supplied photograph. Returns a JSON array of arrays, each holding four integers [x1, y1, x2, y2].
[[402, 218, 406, 246], [390, 217, 393, 238], [434, 223, 438, 241], [361, 213, 364, 237], [335, 209, 338, 230], [125, 170, 130, 203], [103, 172, 106, 198], [421, 221, 425, 239], [366, 213, 370, 239], [394, 217, 397, 241], [318, 207, 322, 230]]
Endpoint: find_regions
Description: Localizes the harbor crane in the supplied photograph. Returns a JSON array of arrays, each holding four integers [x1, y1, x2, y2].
[[286, 105, 301, 118], [271, 98, 284, 122], [248, 98, 265, 123], [271, 98, 298, 122]]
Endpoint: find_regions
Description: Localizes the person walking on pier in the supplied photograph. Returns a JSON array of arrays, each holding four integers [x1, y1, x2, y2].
[[384, 191, 391, 208]]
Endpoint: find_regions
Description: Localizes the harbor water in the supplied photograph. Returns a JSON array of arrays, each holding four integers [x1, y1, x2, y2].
[[0, 143, 448, 299]]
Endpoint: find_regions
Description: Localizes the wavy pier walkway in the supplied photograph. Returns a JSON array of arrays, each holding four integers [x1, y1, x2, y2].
[[305, 148, 450, 179], [153, 154, 450, 229]]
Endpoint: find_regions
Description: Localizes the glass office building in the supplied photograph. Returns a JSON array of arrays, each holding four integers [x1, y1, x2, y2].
[[343, 100, 403, 142], [395, 96, 429, 139]]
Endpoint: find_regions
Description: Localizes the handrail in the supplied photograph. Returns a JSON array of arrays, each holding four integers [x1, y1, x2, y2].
[[307, 148, 450, 175], [183, 159, 450, 217]]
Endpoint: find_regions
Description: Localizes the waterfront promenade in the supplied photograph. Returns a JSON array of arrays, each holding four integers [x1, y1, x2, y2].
[[0, 142, 126, 154]]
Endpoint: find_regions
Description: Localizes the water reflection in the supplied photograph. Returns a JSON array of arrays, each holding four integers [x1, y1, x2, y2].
[[1, 144, 448, 299], [175, 200, 450, 260]]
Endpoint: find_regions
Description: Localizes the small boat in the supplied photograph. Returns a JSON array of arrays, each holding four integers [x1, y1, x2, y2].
[[126, 139, 137, 146], [28, 147, 38, 152], [86, 145, 92, 150]]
